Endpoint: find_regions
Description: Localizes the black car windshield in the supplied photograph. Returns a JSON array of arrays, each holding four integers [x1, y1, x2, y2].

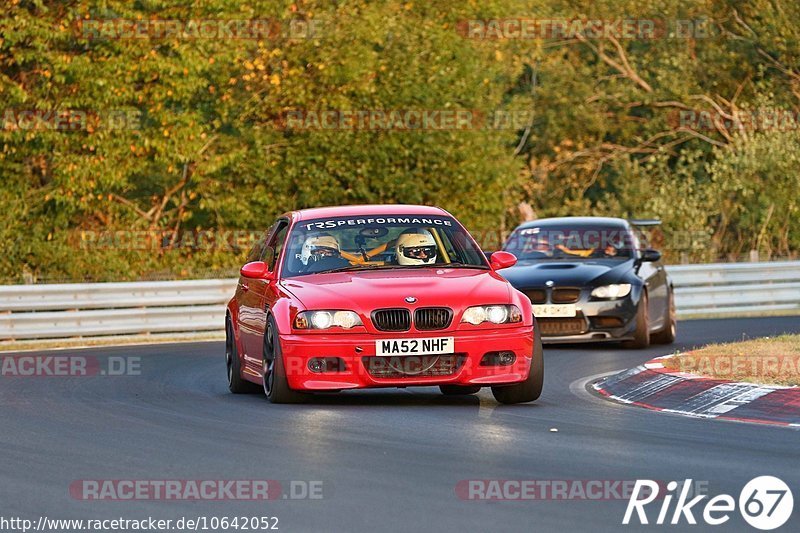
[[503, 224, 637, 261], [282, 214, 488, 277]]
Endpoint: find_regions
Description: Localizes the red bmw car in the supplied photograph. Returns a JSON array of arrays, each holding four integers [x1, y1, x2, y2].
[[225, 205, 543, 404]]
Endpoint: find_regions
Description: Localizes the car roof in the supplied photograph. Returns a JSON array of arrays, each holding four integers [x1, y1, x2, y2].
[[514, 216, 631, 230], [289, 204, 449, 221]]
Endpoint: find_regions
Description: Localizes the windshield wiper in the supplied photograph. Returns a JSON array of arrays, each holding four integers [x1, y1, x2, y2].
[[436, 262, 490, 269], [311, 264, 404, 274], [311, 262, 488, 274]]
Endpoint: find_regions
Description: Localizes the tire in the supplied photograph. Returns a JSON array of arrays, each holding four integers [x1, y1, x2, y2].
[[621, 293, 650, 349], [439, 385, 481, 395], [226, 318, 259, 394], [263, 315, 308, 404], [651, 289, 677, 345], [491, 321, 544, 404]]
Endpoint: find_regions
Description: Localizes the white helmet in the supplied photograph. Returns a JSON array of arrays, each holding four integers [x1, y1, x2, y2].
[[395, 231, 437, 266], [300, 235, 340, 265]]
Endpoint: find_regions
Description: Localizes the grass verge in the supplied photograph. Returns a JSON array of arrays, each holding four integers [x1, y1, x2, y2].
[[662, 334, 800, 386]]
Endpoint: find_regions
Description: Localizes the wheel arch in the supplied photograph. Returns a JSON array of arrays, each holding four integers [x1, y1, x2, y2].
[[225, 302, 244, 351], [266, 298, 296, 335]]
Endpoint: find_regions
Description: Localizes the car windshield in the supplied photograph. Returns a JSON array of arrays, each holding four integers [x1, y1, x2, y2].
[[282, 214, 489, 277], [503, 224, 637, 261]]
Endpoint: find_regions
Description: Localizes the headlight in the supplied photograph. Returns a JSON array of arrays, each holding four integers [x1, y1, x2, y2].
[[591, 284, 632, 299], [461, 305, 522, 325], [294, 310, 363, 330]]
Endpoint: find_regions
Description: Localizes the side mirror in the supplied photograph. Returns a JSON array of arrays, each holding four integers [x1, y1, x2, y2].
[[640, 249, 661, 262], [240, 261, 273, 280], [489, 251, 517, 270]]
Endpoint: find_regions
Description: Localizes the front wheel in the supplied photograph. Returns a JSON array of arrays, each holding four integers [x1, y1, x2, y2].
[[491, 321, 544, 404], [226, 319, 258, 394], [651, 289, 677, 345], [263, 315, 308, 404], [621, 293, 650, 349]]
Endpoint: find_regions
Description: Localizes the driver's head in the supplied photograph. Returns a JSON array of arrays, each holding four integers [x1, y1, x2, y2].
[[603, 234, 622, 256], [529, 237, 550, 253], [300, 234, 340, 265], [396, 230, 437, 266]]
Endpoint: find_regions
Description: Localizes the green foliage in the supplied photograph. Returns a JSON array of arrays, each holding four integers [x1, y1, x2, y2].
[[709, 129, 800, 257], [1, 0, 799, 282]]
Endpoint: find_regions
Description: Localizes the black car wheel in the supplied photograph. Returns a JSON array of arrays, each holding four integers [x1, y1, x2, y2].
[[439, 385, 481, 395], [226, 318, 258, 394], [263, 315, 308, 404], [491, 320, 544, 404], [621, 293, 650, 349], [651, 288, 677, 345]]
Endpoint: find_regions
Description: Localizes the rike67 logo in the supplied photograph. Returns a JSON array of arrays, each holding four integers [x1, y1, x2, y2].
[[624, 476, 793, 530]]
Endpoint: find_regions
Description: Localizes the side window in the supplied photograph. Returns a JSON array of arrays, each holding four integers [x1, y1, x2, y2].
[[262, 220, 289, 271], [246, 230, 271, 263], [448, 228, 484, 265]]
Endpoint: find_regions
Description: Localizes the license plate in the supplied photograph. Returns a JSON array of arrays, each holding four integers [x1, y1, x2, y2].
[[375, 337, 454, 356], [533, 304, 577, 318]]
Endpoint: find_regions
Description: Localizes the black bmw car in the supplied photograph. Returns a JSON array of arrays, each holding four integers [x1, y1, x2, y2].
[[500, 217, 676, 348]]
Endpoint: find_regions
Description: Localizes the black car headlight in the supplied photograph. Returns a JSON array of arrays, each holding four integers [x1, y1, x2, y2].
[[591, 283, 632, 299]]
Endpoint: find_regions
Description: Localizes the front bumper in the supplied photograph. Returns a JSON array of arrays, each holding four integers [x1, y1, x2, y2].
[[538, 297, 638, 344], [279, 326, 534, 390]]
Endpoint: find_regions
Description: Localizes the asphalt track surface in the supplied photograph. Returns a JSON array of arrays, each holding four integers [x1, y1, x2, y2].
[[1, 316, 799, 532]]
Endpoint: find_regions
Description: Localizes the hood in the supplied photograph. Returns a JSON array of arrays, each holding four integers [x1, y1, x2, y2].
[[500, 259, 635, 288], [280, 268, 512, 312]]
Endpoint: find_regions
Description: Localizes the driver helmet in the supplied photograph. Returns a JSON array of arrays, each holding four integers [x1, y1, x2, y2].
[[395, 230, 437, 266], [300, 234, 340, 265]]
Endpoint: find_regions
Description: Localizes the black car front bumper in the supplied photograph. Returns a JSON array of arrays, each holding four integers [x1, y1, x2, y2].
[[527, 288, 641, 344]]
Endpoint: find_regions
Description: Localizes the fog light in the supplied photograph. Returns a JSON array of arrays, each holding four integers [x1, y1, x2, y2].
[[497, 351, 515, 365], [308, 357, 346, 373], [593, 316, 624, 328], [308, 358, 326, 373], [480, 351, 516, 367]]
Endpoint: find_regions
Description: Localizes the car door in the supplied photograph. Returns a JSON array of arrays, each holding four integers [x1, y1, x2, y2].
[[236, 227, 272, 373], [633, 229, 668, 330], [238, 219, 290, 374], [649, 254, 670, 328]]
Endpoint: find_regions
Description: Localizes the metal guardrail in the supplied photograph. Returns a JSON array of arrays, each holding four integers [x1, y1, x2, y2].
[[669, 261, 800, 317], [0, 280, 236, 340], [0, 261, 798, 340]]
